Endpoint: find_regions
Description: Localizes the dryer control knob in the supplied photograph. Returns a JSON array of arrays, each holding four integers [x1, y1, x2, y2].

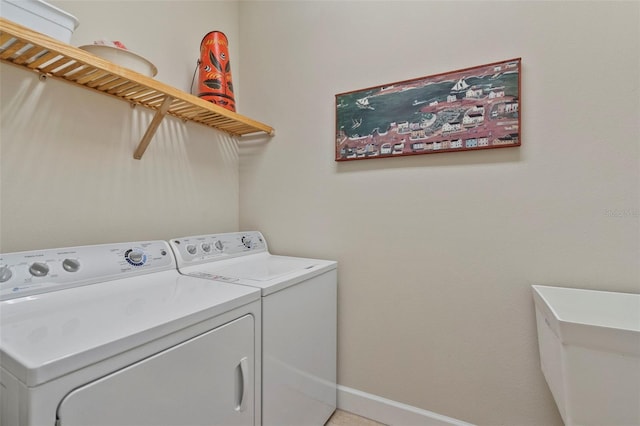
[[0, 266, 12, 283], [62, 258, 81, 273], [214, 240, 224, 252], [201, 243, 211, 253], [186, 244, 197, 255], [29, 262, 49, 277]]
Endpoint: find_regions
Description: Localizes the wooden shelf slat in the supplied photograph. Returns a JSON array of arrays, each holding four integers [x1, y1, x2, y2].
[[39, 56, 73, 73], [97, 77, 128, 91], [52, 61, 83, 76], [27, 50, 58, 69], [0, 40, 27, 59], [14, 45, 44, 65], [108, 81, 138, 95], [0, 17, 275, 159]]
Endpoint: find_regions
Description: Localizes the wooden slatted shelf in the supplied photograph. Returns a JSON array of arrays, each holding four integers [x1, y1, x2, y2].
[[0, 18, 274, 159]]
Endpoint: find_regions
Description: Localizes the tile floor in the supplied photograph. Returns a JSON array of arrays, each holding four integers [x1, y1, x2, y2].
[[325, 409, 386, 426]]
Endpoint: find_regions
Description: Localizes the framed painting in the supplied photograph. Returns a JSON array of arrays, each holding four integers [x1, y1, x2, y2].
[[335, 58, 521, 161]]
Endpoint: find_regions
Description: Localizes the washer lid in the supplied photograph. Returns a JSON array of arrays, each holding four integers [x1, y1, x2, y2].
[[183, 252, 337, 296], [215, 255, 317, 281], [0, 270, 260, 387]]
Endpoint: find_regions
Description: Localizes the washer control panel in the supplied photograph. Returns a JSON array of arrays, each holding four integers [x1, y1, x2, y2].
[[0, 241, 174, 300], [170, 231, 267, 267]]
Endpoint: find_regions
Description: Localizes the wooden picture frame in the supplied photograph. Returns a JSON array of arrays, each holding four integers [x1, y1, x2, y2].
[[335, 58, 521, 161]]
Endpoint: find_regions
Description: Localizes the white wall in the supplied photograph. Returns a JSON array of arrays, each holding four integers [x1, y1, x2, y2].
[[238, 1, 640, 425], [1, 1, 242, 252]]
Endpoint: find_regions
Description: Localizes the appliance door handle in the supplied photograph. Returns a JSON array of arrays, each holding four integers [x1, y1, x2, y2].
[[235, 357, 249, 412]]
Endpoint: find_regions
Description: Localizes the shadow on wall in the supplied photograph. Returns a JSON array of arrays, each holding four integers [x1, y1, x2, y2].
[[237, 133, 272, 174], [0, 64, 242, 251]]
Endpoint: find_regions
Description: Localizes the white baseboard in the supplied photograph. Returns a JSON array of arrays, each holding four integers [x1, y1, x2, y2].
[[337, 385, 475, 426]]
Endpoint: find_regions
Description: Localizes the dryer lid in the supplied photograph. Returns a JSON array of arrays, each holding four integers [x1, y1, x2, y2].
[[0, 271, 259, 386]]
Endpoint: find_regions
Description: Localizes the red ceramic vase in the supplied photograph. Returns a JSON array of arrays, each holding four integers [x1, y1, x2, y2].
[[198, 31, 235, 112]]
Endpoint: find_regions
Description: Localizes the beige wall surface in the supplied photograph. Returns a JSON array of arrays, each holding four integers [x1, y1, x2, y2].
[[238, 1, 640, 425], [1, 1, 242, 252]]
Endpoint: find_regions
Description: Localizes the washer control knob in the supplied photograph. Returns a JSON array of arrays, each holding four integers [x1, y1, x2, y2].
[[0, 266, 12, 283], [214, 240, 224, 252], [29, 262, 49, 277], [201, 243, 211, 253], [186, 244, 197, 255], [62, 258, 81, 273], [125, 249, 145, 266], [241, 236, 252, 249]]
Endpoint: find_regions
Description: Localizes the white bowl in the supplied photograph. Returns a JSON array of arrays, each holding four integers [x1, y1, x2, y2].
[[78, 44, 157, 77]]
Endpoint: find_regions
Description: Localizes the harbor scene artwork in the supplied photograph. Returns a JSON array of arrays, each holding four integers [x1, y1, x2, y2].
[[335, 58, 521, 161]]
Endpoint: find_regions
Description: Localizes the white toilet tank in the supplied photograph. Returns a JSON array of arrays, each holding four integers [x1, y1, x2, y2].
[[532, 285, 640, 426]]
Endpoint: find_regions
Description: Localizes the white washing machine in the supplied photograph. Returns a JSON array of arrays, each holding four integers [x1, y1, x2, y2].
[[169, 231, 337, 426], [0, 240, 262, 426]]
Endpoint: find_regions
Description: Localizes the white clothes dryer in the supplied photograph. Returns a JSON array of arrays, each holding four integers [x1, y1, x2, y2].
[[0, 240, 261, 426], [169, 231, 337, 426]]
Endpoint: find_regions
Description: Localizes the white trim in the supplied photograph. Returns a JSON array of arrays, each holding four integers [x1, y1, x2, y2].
[[337, 385, 476, 426]]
